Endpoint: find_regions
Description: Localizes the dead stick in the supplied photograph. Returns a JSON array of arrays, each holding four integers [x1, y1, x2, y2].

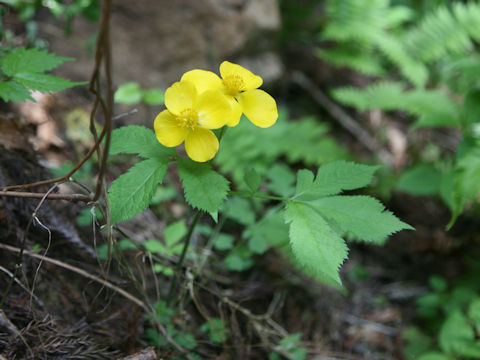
[[0, 191, 92, 202]]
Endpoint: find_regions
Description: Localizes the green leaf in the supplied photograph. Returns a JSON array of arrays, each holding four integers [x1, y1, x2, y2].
[[439, 310, 478, 356], [144, 239, 168, 254], [142, 88, 164, 105], [248, 233, 268, 254], [448, 148, 480, 226], [397, 164, 443, 196], [0, 80, 32, 102], [213, 233, 234, 251], [309, 195, 413, 244], [462, 89, 480, 125], [110, 125, 175, 160], [223, 197, 255, 225], [429, 275, 448, 293], [13, 72, 86, 93], [285, 202, 348, 287], [468, 298, 480, 333], [244, 168, 261, 193], [224, 246, 253, 271], [118, 238, 137, 251], [114, 82, 142, 105], [402, 327, 433, 360], [177, 159, 230, 216], [164, 220, 187, 247], [0, 47, 73, 75], [295, 161, 380, 200], [267, 163, 295, 197], [108, 158, 168, 224], [200, 318, 228, 343], [418, 353, 453, 360], [245, 210, 289, 248]]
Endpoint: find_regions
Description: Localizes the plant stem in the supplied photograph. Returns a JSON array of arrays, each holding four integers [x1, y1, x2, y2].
[[229, 191, 291, 202], [166, 210, 202, 306]]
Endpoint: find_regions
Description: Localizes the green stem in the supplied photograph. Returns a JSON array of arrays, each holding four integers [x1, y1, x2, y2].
[[229, 191, 291, 202], [166, 210, 202, 306]]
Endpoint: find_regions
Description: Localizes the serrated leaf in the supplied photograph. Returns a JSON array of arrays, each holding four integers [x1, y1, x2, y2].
[[177, 159, 229, 216], [1, 47, 73, 75], [110, 125, 175, 160], [14, 72, 86, 93], [285, 202, 348, 287], [295, 161, 379, 200], [308, 195, 413, 244], [0, 80, 32, 102], [108, 158, 167, 224], [114, 82, 142, 105]]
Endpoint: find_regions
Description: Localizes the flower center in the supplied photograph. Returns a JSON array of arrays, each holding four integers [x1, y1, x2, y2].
[[178, 108, 198, 129], [223, 75, 245, 96]]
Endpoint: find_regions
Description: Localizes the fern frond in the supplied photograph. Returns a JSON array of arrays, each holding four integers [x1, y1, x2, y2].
[[332, 81, 406, 111], [374, 33, 428, 87], [331, 81, 461, 128], [316, 48, 387, 77], [441, 54, 480, 92], [323, 0, 391, 42], [407, 88, 460, 127], [452, 2, 480, 42], [321, 0, 427, 87], [386, 5, 416, 28], [404, 4, 477, 63]]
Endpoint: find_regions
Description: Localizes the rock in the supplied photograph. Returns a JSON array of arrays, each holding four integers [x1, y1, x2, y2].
[[40, 0, 282, 92]]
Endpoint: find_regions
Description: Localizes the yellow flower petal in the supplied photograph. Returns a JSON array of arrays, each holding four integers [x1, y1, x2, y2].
[[195, 90, 231, 129], [220, 61, 263, 92], [225, 96, 242, 127], [154, 110, 187, 147], [237, 89, 278, 128], [181, 69, 223, 94], [185, 126, 219, 162], [165, 81, 197, 116]]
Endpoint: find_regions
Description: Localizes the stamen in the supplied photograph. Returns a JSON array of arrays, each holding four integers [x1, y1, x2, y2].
[[223, 75, 245, 96], [178, 108, 198, 129]]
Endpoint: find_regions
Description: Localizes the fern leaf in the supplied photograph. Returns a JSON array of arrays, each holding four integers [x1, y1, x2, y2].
[[332, 81, 406, 111], [332, 81, 460, 127], [317, 48, 387, 77], [453, 2, 480, 42], [374, 33, 428, 88], [323, 0, 390, 42], [404, 5, 474, 62]]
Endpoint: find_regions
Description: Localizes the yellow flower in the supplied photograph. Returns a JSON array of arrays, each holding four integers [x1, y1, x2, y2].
[[181, 61, 278, 128], [154, 81, 231, 162]]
